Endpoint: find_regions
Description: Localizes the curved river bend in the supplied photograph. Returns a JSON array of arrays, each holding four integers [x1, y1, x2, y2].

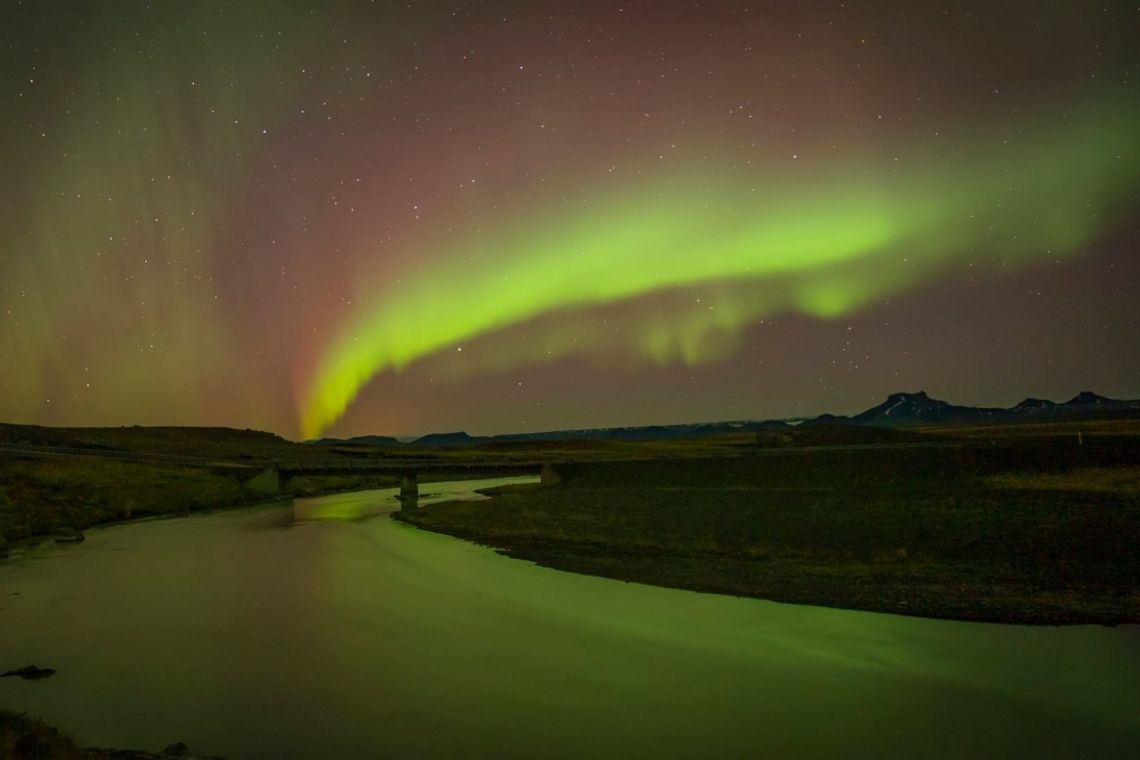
[[1, 479, 1138, 758]]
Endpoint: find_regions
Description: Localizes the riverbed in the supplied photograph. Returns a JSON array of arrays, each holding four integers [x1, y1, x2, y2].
[[2, 478, 1138, 758]]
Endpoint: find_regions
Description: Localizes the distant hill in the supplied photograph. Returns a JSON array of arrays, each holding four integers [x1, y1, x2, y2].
[[1063, 391, 1135, 409], [851, 391, 1006, 427], [847, 390, 1140, 428], [0, 422, 331, 463], [313, 389, 1140, 446], [1014, 397, 1054, 408], [4, 388, 1137, 455], [344, 435, 403, 447], [315, 420, 774, 447], [798, 413, 851, 427], [408, 431, 483, 447]]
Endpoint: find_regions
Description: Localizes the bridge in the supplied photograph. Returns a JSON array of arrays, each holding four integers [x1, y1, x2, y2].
[[267, 459, 562, 500], [0, 443, 561, 502]]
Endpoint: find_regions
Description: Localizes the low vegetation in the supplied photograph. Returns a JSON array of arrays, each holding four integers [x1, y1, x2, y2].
[[1, 710, 83, 760], [0, 420, 760, 543], [398, 430, 1140, 625], [0, 709, 217, 759], [990, 466, 1140, 495], [4, 418, 1138, 624], [0, 422, 327, 464], [0, 455, 404, 542]]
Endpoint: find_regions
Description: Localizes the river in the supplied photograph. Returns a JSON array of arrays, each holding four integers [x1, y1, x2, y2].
[[2, 478, 1138, 758]]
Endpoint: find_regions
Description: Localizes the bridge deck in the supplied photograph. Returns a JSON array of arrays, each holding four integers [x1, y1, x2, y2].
[[276, 460, 548, 476]]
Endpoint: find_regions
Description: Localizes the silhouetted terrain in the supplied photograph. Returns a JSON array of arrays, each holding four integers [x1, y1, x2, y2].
[[398, 419, 1140, 625], [314, 390, 1140, 446], [0, 427, 399, 542], [0, 423, 326, 463], [3, 406, 1139, 624]]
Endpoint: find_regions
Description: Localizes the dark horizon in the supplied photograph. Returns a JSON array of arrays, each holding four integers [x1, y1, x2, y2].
[[7, 385, 1136, 442]]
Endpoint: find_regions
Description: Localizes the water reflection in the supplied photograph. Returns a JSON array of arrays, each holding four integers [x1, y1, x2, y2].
[[1, 480, 1138, 759], [291, 476, 535, 522]]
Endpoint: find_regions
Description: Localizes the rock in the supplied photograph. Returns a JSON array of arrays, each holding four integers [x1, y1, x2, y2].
[[1, 665, 56, 680], [163, 741, 191, 756], [0, 532, 8, 558]]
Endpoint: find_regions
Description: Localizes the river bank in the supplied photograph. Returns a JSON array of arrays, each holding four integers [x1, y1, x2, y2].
[[0, 455, 399, 547], [1, 708, 221, 759], [0, 452, 509, 550], [395, 443, 1140, 625]]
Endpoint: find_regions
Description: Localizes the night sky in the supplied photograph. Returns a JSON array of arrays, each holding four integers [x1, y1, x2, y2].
[[2, 1, 1137, 439]]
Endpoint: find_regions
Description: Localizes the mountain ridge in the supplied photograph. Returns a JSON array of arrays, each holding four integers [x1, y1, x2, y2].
[[314, 390, 1140, 446]]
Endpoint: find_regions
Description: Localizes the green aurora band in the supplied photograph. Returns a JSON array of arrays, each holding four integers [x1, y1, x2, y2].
[[302, 108, 1138, 437]]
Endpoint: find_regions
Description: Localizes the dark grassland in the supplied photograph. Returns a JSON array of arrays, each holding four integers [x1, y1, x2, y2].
[[3, 418, 1139, 623], [0, 420, 758, 542], [398, 422, 1140, 624], [2, 421, 1136, 756], [0, 423, 444, 541], [0, 456, 405, 541]]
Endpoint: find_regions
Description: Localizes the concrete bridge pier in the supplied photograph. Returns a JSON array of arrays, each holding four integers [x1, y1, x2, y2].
[[400, 473, 419, 505]]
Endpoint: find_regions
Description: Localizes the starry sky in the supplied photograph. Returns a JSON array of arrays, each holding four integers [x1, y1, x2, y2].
[[2, 1, 1138, 439]]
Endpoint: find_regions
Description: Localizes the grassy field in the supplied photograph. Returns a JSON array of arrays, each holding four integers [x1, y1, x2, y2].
[[397, 430, 1140, 625], [0, 423, 519, 542], [0, 420, 759, 543], [919, 416, 1140, 440], [4, 418, 1139, 624], [0, 422, 331, 463], [0, 454, 408, 541]]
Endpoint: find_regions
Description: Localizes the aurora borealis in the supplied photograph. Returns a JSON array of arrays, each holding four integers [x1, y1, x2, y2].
[[3, 2, 1138, 438]]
